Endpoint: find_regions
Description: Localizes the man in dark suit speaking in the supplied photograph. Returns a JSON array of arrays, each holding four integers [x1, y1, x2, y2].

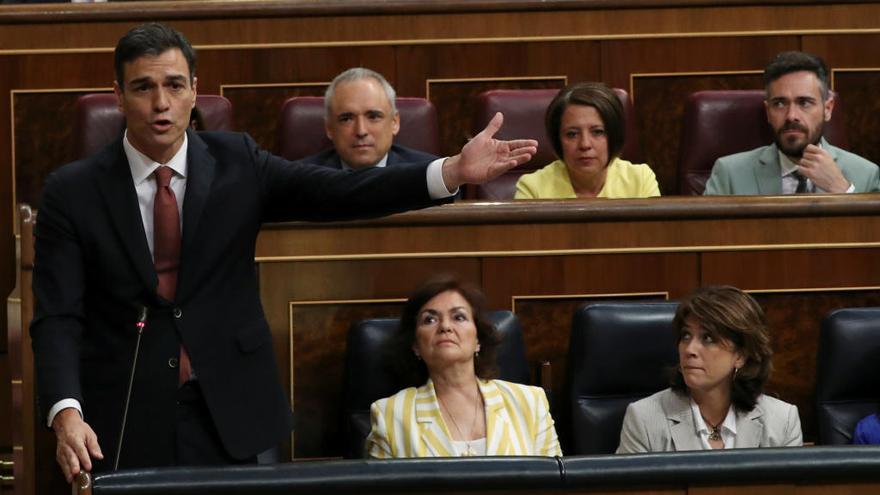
[[31, 23, 536, 482], [305, 67, 438, 170]]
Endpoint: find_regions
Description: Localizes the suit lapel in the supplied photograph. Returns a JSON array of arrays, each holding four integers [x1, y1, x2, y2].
[[756, 145, 783, 195], [386, 146, 401, 166], [481, 380, 516, 455], [177, 130, 216, 299], [415, 381, 456, 457], [735, 403, 764, 448], [665, 391, 704, 451], [96, 139, 158, 294]]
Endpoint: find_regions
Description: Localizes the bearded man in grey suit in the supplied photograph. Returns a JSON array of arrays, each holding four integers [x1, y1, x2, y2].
[[704, 51, 880, 195]]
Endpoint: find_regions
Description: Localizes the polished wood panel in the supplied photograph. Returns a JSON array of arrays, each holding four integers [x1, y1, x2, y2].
[[831, 70, 880, 166], [12, 90, 105, 211]]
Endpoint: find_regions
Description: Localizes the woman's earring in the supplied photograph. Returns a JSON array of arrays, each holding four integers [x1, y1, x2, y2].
[[733, 367, 739, 380]]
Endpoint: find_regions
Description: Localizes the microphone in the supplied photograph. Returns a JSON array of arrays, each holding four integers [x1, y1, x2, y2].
[[114, 305, 148, 471]]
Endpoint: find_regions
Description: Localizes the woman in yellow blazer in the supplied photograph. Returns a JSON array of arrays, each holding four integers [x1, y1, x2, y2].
[[365, 276, 561, 458], [515, 82, 660, 199]]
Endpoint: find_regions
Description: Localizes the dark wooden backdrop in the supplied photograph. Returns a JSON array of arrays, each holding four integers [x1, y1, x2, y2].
[[4, 1, 880, 493]]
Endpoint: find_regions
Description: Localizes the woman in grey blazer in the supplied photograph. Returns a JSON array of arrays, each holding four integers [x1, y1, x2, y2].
[[617, 286, 802, 453]]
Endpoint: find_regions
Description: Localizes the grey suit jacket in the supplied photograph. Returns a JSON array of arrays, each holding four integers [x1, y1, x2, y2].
[[704, 138, 880, 195], [616, 388, 803, 453]]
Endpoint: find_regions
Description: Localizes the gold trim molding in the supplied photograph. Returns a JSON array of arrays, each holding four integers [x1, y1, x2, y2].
[[4, 28, 880, 56], [512, 291, 669, 312], [255, 241, 880, 264], [425, 75, 567, 100], [218, 81, 329, 97]]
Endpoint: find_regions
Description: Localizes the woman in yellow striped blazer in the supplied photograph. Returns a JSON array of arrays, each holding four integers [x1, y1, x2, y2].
[[365, 276, 561, 458]]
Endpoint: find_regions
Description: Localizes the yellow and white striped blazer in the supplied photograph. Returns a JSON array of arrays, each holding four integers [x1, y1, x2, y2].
[[366, 379, 561, 458]]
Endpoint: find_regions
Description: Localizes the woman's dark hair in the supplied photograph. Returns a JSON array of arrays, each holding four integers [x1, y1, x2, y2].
[[670, 286, 773, 412], [545, 81, 626, 165], [392, 275, 501, 387]]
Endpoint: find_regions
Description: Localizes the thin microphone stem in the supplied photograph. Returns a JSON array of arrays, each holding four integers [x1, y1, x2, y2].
[[114, 306, 148, 471]]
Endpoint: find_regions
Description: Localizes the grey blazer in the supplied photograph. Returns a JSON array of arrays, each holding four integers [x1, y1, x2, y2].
[[616, 388, 803, 453], [704, 138, 880, 195]]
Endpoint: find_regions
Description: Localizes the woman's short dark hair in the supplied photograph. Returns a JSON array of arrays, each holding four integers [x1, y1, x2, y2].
[[545, 82, 626, 164], [391, 275, 501, 387], [670, 286, 773, 412]]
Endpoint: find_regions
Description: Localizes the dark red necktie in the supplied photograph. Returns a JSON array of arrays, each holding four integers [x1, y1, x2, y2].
[[153, 166, 191, 385]]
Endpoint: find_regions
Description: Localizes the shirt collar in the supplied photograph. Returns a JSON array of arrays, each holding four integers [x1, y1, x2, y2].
[[340, 152, 389, 172], [690, 398, 737, 436], [778, 142, 823, 177], [123, 129, 189, 185]]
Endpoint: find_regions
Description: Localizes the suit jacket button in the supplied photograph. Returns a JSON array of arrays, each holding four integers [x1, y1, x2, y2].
[[168, 357, 178, 368], [173, 308, 183, 319]]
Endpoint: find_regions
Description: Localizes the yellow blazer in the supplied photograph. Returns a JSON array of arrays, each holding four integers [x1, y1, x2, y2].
[[366, 379, 561, 458], [514, 158, 660, 199]]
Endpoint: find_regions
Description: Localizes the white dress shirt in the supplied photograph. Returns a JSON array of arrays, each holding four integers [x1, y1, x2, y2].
[[690, 399, 737, 450]]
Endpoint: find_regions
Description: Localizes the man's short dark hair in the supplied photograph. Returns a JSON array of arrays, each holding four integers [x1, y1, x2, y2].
[[763, 51, 830, 101], [545, 82, 626, 164], [114, 23, 196, 88]]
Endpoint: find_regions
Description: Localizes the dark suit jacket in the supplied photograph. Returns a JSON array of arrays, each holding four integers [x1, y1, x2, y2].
[[30, 130, 442, 469], [302, 143, 438, 170]]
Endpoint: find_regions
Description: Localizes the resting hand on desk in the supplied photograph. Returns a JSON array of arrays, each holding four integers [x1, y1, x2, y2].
[[798, 144, 850, 193], [442, 112, 538, 191], [53, 408, 103, 483]]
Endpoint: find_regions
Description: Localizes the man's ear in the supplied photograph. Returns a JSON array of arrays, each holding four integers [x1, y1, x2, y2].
[[113, 81, 124, 112], [391, 111, 400, 137], [823, 92, 835, 122], [191, 76, 198, 109], [763, 99, 770, 124]]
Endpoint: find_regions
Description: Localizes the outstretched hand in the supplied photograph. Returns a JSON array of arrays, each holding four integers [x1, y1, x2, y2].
[[441, 112, 538, 191]]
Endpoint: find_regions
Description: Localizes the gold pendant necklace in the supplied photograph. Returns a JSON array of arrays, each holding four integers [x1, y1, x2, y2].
[[438, 387, 482, 457], [701, 413, 723, 442]]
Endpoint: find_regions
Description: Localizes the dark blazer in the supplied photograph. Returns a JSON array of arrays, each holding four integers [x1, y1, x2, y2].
[[302, 143, 438, 170], [30, 130, 442, 470]]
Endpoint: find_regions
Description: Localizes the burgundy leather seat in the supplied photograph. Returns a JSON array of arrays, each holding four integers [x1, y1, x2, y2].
[[276, 96, 441, 161], [470, 88, 643, 200], [677, 90, 848, 195], [73, 93, 234, 160]]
